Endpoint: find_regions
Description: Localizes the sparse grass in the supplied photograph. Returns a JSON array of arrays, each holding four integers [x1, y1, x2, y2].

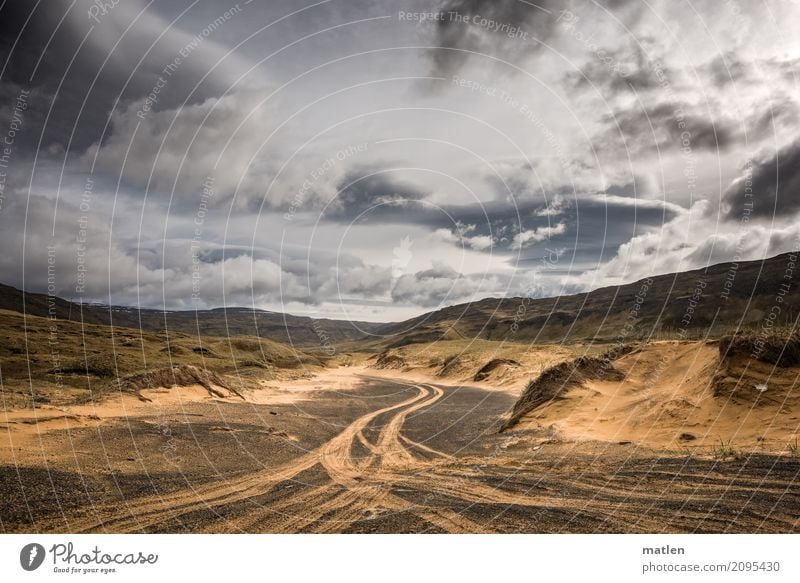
[[119, 364, 244, 400], [720, 328, 800, 367], [380, 338, 592, 370], [787, 437, 799, 457], [713, 328, 800, 402], [712, 438, 740, 460], [0, 309, 318, 408], [499, 344, 637, 431]]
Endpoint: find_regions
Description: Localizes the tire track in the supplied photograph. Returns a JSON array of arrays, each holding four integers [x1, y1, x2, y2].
[[45, 380, 530, 533], [52, 381, 436, 532]]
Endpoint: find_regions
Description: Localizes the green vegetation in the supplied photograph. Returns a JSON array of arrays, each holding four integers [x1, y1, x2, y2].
[[0, 309, 320, 409], [712, 438, 740, 460], [720, 328, 800, 367]]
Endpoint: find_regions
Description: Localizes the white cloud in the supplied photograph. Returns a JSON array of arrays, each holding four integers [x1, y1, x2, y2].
[[432, 227, 494, 251], [564, 200, 800, 291], [390, 261, 505, 307], [534, 194, 569, 217], [511, 223, 566, 250], [0, 193, 393, 310]]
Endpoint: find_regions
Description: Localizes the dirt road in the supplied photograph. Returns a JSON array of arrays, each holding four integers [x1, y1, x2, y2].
[[2, 376, 799, 533]]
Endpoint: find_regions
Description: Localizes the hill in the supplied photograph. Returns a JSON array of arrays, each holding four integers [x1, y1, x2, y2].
[[0, 308, 321, 409], [0, 282, 381, 347], [368, 251, 799, 346]]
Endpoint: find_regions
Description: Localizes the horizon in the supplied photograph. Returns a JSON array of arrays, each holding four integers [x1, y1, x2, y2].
[[5, 248, 797, 324]]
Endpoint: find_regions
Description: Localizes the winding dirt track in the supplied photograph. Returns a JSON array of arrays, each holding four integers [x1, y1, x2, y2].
[[33, 377, 800, 533], [46, 382, 483, 532]]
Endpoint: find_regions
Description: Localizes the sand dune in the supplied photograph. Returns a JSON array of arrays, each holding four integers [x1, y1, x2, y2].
[[513, 341, 800, 453]]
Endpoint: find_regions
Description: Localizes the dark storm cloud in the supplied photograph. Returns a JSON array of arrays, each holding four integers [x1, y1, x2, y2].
[[0, 1, 248, 156], [596, 0, 638, 8], [324, 168, 429, 221], [705, 54, 799, 88], [595, 101, 736, 155], [322, 167, 680, 260], [0, 3, 90, 152], [428, 0, 558, 77], [565, 44, 665, 96], [424, 193, 681, 266], [704, 53, 752, 87], [0, 81, 51, 164], [748, 98, 799, 139], [722, 139, 800, 220]]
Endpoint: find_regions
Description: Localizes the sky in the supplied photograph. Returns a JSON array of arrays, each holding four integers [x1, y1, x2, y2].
[[0, 0, 798, 322]]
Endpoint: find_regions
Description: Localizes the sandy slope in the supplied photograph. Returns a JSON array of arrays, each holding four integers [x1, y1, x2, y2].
[[516, 341, 800, 453]]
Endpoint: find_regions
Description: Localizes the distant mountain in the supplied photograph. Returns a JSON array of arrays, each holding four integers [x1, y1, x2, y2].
[[368, 251, 800, 346], [1, 251, 797, 348], [0, 282, 381, 347]]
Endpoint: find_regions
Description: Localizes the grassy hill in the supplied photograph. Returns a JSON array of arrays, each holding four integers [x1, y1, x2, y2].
[[0, 283, 382, 347], [0, 309, 322, 408], [367, 251, 799, 347]]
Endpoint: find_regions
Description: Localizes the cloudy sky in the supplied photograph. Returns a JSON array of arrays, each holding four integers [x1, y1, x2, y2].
[[0, 0, 798, 322]]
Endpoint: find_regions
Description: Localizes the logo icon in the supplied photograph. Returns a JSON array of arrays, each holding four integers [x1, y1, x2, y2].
[[390, 235, 413, 291], [20, 543, 45, 571]]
